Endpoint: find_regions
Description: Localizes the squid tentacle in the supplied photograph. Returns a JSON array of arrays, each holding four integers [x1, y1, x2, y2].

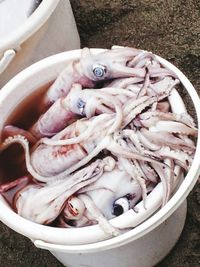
[[79, 194, 120, 237]]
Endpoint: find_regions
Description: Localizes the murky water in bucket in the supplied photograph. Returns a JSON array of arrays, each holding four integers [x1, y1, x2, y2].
[[0, 0, 42, 38]]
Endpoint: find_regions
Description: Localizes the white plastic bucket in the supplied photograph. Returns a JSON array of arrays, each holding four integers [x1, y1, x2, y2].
[[41, 201, 187, 267], [0, 49, 199, 267], [0, 0, 80, 87]]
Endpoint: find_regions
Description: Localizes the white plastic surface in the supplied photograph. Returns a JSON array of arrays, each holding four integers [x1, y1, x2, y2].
[[0, 0, 60, 52], [49, 201, 187, 267], [0, 0, 80, 87], [0, 0, 35, 38]]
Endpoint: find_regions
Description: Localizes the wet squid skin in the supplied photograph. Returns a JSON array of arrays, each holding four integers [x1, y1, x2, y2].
[[0, 46, 197, 236]]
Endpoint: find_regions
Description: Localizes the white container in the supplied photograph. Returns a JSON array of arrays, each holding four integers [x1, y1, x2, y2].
[[0, 49, 199, 267], [0, 0, 80, 88], [40, 201, 187, 267]]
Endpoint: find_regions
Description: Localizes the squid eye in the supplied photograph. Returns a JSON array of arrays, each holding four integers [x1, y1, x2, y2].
[[112, 197, 130, 216], [77, 98, 86, 115], [64, 196, 85, 220], [92, 64, 107, 78]]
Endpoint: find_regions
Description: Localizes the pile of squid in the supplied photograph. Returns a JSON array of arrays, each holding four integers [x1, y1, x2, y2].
[[0, 46, 197, 237]]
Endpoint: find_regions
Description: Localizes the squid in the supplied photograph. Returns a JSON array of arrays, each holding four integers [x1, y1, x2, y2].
[[43, 47, 144, 107]]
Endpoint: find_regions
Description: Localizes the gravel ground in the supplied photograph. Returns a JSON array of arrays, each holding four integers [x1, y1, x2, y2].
[[0, 0, 200, 266]]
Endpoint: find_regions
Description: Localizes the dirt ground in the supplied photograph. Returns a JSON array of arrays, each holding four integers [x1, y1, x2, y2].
[[0, 0, 200, 266]]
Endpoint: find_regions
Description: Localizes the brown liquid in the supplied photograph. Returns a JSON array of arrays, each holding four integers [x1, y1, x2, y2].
[[0, 81, 53, 185], [5, 81, 52, 130]]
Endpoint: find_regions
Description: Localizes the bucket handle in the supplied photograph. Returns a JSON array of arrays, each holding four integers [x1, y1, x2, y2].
[[0, 49, 16, 75], [34, 239, 81, 252], [34, 239, 95, 253], [34, 239, 65, 251]]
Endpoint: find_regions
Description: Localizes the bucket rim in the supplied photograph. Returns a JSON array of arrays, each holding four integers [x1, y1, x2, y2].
[[0, 0, 60, 53], [0, 48, 199, 250]]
